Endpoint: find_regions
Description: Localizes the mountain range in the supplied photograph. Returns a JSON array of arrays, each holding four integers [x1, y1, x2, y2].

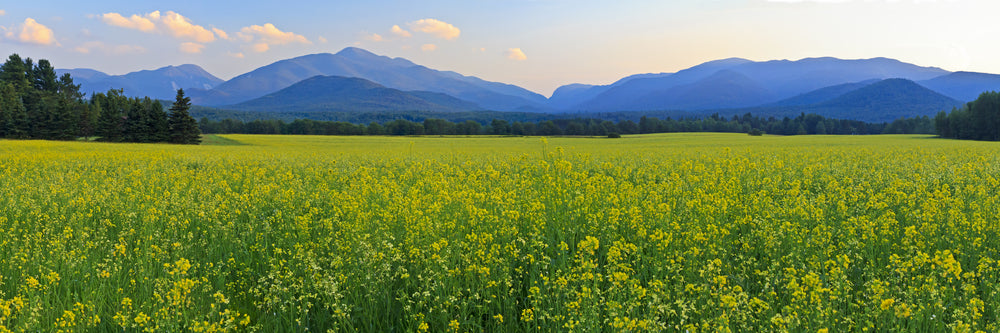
[[227, 75, 482, 113], [57, 65, 224, 101], [186, 47, 546, 111], [57, 47, 1000, 122]]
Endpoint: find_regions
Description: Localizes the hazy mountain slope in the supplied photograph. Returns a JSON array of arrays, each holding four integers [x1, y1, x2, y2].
[[573, 58, 752, 111], [58, 64, 224, 100], [730, 57, 949, 97], [547, 73, 674, 110], [629, 70, 776, 110], [768, 79, 879, 107], [226, 75, 482, 113], [805, 79, 962, 121], [57, 68, 110, 81], [920, 71, 1000, 102]]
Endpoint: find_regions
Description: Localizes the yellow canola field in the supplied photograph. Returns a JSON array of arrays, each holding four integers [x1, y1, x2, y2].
[[1, 133, 999, 332]]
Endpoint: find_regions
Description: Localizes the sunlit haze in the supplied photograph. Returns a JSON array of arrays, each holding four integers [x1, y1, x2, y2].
[[1, 0, 996, 96]]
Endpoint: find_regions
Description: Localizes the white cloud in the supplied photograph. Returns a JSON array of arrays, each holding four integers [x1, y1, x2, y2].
[[179, 42, 204, 54], [318, 36, 328, 43], [2, 18, 58, 46], [421, 43, 437, 52], [228, 51, 245, 58], [99, 10, 215, 43], [212, 27, 230, 40], [505, 48, 527, 61], [0, 10, 6, 16], [365, 33, 383, 42], [160, 11, 215, 43], [238, 23, 310, 45], [391, 25, 412, 38], [101, 12, 156, 32], [409, 19, 460, 40]]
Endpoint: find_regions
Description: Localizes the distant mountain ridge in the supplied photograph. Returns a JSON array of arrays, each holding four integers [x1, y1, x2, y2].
[[227, 75, 482, 113], [55, 48, 1000, 122], [557, 57, 953, 112], [711, 78, 963, 123], [57, 64, 223, 100], [188, 47, 546, 111]]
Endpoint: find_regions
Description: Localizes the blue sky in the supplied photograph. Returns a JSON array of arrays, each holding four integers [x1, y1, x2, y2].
[[1, 0, 997, 96]]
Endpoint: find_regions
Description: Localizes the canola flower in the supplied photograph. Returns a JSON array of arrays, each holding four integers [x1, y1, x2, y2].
[[0, 133, 999, 331]]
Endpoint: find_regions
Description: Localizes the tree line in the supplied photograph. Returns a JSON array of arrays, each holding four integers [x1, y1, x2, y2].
[[0, 54, 201, 144], [934, 91, 1000, 141], [200, 112, 936, 136]]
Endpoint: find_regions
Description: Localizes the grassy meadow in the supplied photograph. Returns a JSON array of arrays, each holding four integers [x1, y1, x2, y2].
[[1, 133, 999, 332]]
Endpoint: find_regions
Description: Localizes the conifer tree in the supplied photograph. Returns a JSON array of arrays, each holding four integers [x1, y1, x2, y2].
[[95, 90, 126, 142], [168, 89, 201, 144]]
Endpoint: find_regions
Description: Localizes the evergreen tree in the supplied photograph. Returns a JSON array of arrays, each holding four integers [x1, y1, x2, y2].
[[145, 99, 170, 142], [0, 83, 19, 137], [78, 100, 100, 140], [0, 54, 30, 94], [815, 121, 827, 135], [168, 89, 201, 144], [95, 90, 127, 142], [33, 59, 59, 93]]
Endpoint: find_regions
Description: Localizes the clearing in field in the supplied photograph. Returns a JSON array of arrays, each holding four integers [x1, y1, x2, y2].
[[1, 133, 998, 331]]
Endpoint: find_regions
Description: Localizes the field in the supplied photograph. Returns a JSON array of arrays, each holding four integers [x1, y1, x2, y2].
[[1, 133, 999, 332]]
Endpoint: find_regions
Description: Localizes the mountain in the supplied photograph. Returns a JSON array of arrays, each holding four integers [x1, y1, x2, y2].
[[547, 73, 673, 110], [768, 79, 879, 107], [805, 79, 962, 122], [919, 71, 1000, 102], [58, 68, 110, 81], [58, 64, 224, 100], [629, 70, 777, 110], [563, 57, 950, 112], [226, 75, 482, 113], [190, 47, 546, 111], [571, 58, 753, 111]]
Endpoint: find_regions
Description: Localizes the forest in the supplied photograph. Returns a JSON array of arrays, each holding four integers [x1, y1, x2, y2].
[[0, 54, 201, 144], [935, 91, 1000, 141], [198, 113, 935, 137]]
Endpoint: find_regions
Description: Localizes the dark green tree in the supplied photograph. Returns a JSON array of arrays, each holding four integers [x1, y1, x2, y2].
[[168, 89, 201, 144], [95, 89, 127, 141], [0, 54, 31, 94]]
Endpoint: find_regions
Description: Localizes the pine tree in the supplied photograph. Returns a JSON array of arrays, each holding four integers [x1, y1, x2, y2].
[[168, 89, 201, 144], [141, 98, 169, 143], [78, 100, 100, 140], [0, 83, 16, 137], [95, 90, 126, 142]]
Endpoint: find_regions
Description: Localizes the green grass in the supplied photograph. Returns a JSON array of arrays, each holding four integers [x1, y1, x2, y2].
[[199, 134, 248, 146]]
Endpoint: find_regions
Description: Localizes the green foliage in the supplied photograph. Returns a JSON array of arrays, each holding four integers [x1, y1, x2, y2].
[[168, 89, 201, 144], [935, 91, 1000, 141], [0, 54, 86, 140], [198, 112, 940, 137], [0, 54, 202, 144]]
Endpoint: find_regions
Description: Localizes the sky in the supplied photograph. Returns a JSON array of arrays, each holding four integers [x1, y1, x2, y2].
[[1, 0, 998, 97]]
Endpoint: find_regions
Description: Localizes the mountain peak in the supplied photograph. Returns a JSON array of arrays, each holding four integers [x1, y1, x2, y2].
[[704, 57, 754, 66], [336, 47, 379, 58]]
